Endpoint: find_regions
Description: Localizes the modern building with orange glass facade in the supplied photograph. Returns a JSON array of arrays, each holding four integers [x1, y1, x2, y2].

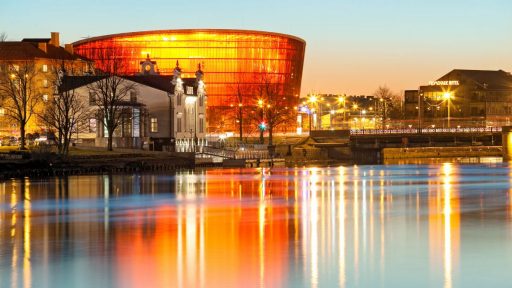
[[72, 29, 306, 133]]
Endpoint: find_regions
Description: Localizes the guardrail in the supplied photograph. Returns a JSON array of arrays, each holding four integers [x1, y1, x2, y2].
[[350, 127, 502, 135]]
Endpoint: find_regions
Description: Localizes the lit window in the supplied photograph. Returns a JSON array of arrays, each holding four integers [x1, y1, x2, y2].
[[42, 64, 48, 72], [0, 108, 4, 116], [12, 65, 19, 71], [89, 118, 97, 133], [150, 117, 158, 132], [42, 94, 48, 102], [43, 79, 48, 87], [186, 86, 194, 95]]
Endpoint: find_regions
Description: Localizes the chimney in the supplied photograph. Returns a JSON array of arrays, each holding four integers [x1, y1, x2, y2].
[[50, 32, 60, 47], [38, 42, 47, 53], [65, 44, 74, 55]]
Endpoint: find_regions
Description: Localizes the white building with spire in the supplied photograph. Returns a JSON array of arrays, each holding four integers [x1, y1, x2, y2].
[[60, 58, 207, 151], [172, 61, 208, 151]]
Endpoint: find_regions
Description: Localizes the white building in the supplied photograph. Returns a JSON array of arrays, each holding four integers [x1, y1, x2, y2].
[[61, 60, 207, 151]]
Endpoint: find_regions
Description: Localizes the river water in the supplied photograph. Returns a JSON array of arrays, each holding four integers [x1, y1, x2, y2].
[[1, 164, 512, 287]]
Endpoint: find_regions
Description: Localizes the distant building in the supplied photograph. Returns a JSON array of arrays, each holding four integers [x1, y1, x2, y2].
[[298, 94, 379, 130], [0, 32, 92, 136], [404, 69, 512, 127], [61, 60, 207, 150]]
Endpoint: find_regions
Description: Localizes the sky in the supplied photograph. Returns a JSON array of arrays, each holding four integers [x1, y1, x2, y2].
[[1, 0, 511, 96]]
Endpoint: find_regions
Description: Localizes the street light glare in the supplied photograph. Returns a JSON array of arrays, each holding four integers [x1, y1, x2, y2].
[[443, 92, 452, 99]]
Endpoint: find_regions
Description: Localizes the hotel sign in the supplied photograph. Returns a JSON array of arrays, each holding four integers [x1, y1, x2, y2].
[[429, 80, 460, 86]]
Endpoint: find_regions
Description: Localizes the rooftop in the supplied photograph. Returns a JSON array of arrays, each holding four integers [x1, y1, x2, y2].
[[0, 42, 84, 61]]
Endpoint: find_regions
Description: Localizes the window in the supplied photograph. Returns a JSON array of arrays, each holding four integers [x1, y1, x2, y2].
[[130, 90, 137, 102], [177, 115, 182, 132], [177, 94, 182, 106], [0, 108, 4, 116], [42, 94, 48, 102], [150, 117, 158, 132], [43, 79, 48, 88], [89, 118, 97, 133], [199, 96, 203, 107], [186, 86, 194, 95], [89, 91, 96, 104], [199, 115, 204, 133], [12, 65, 19, 71], [42, 64, 48, 73]]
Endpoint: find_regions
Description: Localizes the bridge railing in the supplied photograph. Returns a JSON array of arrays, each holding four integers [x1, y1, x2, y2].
[[350, 127, 502, 135]]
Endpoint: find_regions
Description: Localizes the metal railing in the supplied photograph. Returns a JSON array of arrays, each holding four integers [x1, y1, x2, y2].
[[350, 127, 502, 135]]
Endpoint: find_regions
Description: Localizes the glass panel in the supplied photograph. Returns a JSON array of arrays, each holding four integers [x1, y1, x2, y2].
[[74, 30, 305, 132]]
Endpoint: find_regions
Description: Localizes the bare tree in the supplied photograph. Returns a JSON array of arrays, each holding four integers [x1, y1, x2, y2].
[[374, 85, 402, 126], [0, 62, 42, 149], [0, 32, 7, 42], [253, 73, 295, 150], [39, 62, 92, 156], [228, 81, 251, 143], [87, 49, 136, 151]]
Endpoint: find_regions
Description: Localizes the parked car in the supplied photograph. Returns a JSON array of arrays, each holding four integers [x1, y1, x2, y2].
[[35, 133, 57, 145]]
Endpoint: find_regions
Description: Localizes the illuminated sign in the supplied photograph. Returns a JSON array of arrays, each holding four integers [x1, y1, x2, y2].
[[429, 80, 460, 86]]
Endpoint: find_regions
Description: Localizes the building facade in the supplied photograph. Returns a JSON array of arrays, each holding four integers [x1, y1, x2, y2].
[[404, 69, 512, 127], [63, 61, 207, 150], [298, 94, 383, 130], [0, 32, 92, 136], [72, 29, 306, 133]]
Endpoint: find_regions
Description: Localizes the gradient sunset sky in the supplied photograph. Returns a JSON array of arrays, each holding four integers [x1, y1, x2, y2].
[[1, 0, 510, 96]]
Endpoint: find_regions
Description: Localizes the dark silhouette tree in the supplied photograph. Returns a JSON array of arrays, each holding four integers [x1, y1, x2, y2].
[[87, 49, 136, 151], [39, 62, 92, 156]]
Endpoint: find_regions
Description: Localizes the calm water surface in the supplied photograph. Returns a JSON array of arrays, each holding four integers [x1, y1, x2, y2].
[[1, 164, 512, 288]]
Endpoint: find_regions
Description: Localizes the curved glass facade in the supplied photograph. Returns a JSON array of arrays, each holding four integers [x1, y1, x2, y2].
[[73, 29, 306, 133]]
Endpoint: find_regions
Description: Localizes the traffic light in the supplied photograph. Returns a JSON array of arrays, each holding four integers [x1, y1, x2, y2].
[[259, 122, 267, 131]]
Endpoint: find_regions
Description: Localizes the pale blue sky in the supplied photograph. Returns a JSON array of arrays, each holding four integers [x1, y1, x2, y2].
[[1, 0, 511, 95]]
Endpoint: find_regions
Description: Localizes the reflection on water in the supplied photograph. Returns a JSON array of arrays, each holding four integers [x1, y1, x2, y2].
[[1, 165, 512, 287]]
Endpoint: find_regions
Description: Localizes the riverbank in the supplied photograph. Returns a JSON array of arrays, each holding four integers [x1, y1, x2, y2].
[[382, 146, 502, 160], [0, 147, 194, 179]]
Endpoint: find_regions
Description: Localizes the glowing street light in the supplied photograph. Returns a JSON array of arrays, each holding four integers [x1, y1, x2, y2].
[[443, 92, 452, 128]]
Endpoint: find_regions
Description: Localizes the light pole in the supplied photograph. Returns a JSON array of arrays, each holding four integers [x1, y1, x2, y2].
[[258, 99, 264, 144], [308, 94, 318, 129], [361, 109, 366, 129], [443, 92, 452, 128], [330, 109, 335, 129], [338, 95, 347, 127]]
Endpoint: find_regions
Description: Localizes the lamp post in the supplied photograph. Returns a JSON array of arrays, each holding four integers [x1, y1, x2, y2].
[[258, 99, 264, 144], [443, 92, 452, 128], [338, 95, 347, 127], [308, 94, 318, 129], [330, 109, 335, 129], [361, 109, 366, 130]]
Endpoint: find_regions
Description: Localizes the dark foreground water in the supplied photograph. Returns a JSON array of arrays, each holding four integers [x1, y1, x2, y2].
[[1, 164, 512, 288]]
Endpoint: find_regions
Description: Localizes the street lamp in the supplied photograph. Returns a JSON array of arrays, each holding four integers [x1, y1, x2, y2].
[[309, 94, 320, 129], [330, 109, 335, 129], [443, 92, 452, 128], [257, 99, 264, 144]]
